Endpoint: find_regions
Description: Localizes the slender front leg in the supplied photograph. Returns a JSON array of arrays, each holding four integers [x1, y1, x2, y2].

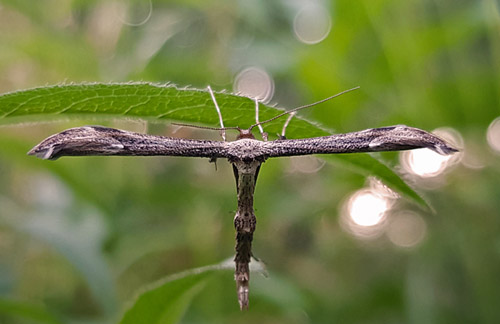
[[207, 85, 227, 141], [253, 98, 268, 141], [232, 160, 261, 310], [280, 111, 296, 140]]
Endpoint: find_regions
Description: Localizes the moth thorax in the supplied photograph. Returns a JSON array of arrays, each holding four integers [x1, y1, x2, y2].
[[236, 128, 256, 140]]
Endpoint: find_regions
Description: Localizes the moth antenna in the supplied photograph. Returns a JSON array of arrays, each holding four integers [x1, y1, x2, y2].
[[251, 86, 360, 129], [172, 122, 240, 132], [207, 85, 227, 141]]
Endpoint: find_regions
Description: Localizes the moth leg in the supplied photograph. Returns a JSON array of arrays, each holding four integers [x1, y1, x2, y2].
[[279, 111, 296, 140], [254, 98, 268, 141], [207, 85, 226, 141], [209, 156, 218, 170]]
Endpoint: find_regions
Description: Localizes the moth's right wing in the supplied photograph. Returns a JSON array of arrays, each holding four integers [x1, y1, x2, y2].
[[264, 125, 458, 158], [28, 126, 229, 160]]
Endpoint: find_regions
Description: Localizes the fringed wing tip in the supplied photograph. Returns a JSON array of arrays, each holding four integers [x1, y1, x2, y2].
[[27, 144, 57, 160], [368, 125, 460, 156], [26, 126, 123, 161], [434, 143, 459, 156], [425, 130, 459, 156]]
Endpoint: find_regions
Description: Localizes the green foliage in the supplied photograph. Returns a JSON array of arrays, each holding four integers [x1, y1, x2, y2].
[[0, 83, 428, 208], [0, 83, 325, 137], [0, 1, 499, 324], [0, 299, 63, 324], [120, 267, 216, 324]]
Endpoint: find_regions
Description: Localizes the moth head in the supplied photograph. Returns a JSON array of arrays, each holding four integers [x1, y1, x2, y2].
[[235, 128, 256, 140]]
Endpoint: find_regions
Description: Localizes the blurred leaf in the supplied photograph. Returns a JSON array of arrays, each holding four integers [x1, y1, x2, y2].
[[0, 0, 51, 24], [119, 263, 223, 324], [0, 136, 114, 215], [0, 83, 429, 208], [20, 207, 117, 316], [0, 298, 63, 324], [321, 154, 428, 208]]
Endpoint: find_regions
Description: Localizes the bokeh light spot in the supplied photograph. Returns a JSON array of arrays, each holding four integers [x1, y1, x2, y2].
[[115, 0, 152, 26], [341, 186, 396, 239], [401, 148, 451, 177], [288, 156, 325, 174], [400, 128, 462, 178], [233, 67, 274, 103], [349, 190, 390, 226], [386, 212, 427, 248], [487, 117, 500, 154], [293, 4, 332, 45]]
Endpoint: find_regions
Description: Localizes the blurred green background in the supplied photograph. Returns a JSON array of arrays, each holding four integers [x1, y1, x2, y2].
[[1, 0, 499, 323]]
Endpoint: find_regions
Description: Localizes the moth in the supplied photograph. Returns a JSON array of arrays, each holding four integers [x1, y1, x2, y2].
[[28, 86, 458, 310]]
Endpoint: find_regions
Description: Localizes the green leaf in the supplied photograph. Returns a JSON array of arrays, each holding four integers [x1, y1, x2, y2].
[[0, 82, 325, 138], [0, 298, 63, 324], [0, 83, 428, 208], [0, 198, 118, 316], [20, 209, 117, 316], [119, 264, 223, 324]]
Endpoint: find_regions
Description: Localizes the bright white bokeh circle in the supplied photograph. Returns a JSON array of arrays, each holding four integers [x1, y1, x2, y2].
[[348, 190, 390, 227]]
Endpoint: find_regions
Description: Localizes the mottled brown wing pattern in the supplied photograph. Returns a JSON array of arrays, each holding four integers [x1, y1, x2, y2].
[[29, 125, 457, 161], [28, 126, 229, 160], [262, 125, 457, 158]]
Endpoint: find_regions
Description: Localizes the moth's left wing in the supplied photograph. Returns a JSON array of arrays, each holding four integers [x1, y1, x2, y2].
[[264, 125, 458, 158], [28, 126, 229, 160]]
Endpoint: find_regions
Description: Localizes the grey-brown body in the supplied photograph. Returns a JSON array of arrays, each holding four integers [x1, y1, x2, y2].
[[28, 124, 457, 309], [232, 160, 260, 310]]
